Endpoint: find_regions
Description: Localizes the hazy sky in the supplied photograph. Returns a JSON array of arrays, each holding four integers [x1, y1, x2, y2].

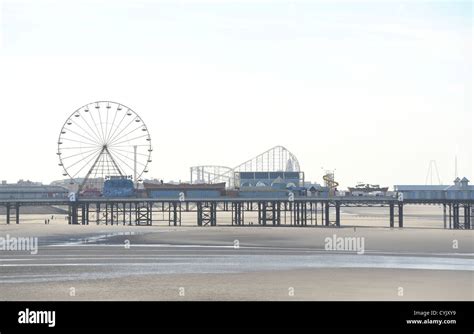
[[0, 0, 472, 188]]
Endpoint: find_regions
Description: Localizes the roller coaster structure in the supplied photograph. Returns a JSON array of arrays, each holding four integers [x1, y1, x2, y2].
[[190, 146, 301, 188]]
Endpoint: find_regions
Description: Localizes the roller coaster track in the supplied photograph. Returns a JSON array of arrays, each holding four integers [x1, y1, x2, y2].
[[190, 145, 300, 188]]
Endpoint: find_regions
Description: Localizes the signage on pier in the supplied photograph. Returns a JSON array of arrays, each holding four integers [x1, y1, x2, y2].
[[397, 192, 404, 202], [68, 192, 76, 202]]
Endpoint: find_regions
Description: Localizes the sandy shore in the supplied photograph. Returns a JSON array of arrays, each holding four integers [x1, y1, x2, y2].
[[0, 206, 472, 301], [1, 268, 472, 301], [0, 221, 472, 254]]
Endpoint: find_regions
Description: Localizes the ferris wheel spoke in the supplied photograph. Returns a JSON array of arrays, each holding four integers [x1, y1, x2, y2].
[[105, 109, 128, 145], [71, 150, 104, 179], [105, 106, 120, 143], [109, 124, 146, 146], [109, 148, 147, 167], [104, 105, 110, 144], [59, 145, 98, 150], [78, 112, 104, 144], [109, 134, 150, 147], [69, 120, 103, 146], [96, 104, 107, 144], [64, 148, 102, 171], [60, 137, 100, 147], [112, 144, 150, 148], [62, 126, 101, 146], [109, 147, 150, 157], [106, 115, 137, 145], [62, 128, 100, 146], [61, 147, 102, 161], [65, 148, 102, 176], [110, 148, 147, 167], [88, 105, 105, 144]]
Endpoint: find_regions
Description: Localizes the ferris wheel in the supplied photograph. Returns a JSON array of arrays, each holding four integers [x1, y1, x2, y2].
[[57, 101, 152, 189]]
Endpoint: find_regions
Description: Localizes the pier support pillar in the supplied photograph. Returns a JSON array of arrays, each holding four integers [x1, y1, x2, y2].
[[105, 203, 109, 225], [15, 204, 20, 224], [270, 202, 280, 226], [448, 204, 452, 229], [86, 203, 90, 225], [81, 204, 86, 225], [210, 202, 216, 226], [135, 202, 153, 226], [150, 203, 154, 226], [197, 202, 215, 226], [398, 203, 403, 228], [276, 202, 281, 226], [302, 202, 307, 226], [232, 202, 243, 225], [272, 202, 280, 226], [197, 203, 202, 226], [6, 204, 10, 224], [335, 203, 340, 227], [320, 202, 324, 226], [111, 203, 115, 225], [293, 202, 299, 226], [172, 202, 179, 226], [443, 204, 447, 229], [324, 203, 330, 226], [453, 204, 459, 229], [95, 203, 99, 225], [70, 203, 78, 225], [314, 202, 318, 226], [258, 202, 279, 226], [464, 205, 471, 229], [389, 203, 394, 228], [123, 203, 126, 225]]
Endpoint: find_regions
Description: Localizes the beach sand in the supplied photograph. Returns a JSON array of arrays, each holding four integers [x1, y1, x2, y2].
[[0, 206, 472, 301]]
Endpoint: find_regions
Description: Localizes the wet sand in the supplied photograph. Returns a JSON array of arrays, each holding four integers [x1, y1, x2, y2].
[[0, 206, 472, 301], [1, 268, 472, 301]]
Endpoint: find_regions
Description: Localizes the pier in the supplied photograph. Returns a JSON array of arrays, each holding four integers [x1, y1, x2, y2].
[[1, 197, 472, 229]]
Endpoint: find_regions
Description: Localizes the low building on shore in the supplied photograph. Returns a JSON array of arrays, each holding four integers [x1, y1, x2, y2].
[[0, 181, 68, 200], [394, 177, 474, 201]]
